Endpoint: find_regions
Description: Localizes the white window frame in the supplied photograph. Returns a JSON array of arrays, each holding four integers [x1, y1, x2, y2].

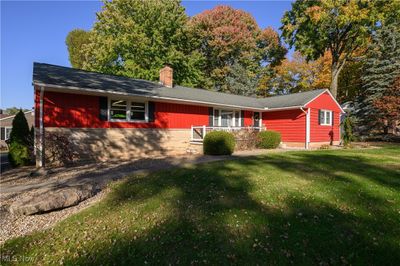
[[213, 108, 241, 127], [108, 98, 148, 123], [320, 110, 332, 126]]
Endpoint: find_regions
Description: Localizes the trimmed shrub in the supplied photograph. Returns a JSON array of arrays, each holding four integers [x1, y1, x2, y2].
[[203, 131, 235, 155], [8, 142, 31, 166], [257, 130, 281, 149]]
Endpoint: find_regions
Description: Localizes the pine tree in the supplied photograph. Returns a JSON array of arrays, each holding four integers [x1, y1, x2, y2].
[[225, 62, 260, 96], [357, 22, 400, 135], [8, 110, 32, 166], [9, 110, 30, 144]]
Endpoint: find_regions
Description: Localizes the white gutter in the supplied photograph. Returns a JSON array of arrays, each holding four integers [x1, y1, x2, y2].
[[262, 105, 303, 112], [33, 82, 266, 111], [300, 107, 310, 149]]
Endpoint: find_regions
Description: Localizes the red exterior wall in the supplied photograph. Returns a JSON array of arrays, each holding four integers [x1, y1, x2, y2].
[[305, 92, 342, 142], [243, 111, 253, 126], [262, 109, 306, 142], [37, 90, 209, 129]]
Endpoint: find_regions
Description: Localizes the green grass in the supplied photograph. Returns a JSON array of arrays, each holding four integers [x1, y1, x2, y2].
[[2, 145, 400, 265]]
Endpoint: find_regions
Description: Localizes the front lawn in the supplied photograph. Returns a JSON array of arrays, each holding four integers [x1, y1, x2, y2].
[[2, 145, 400, 265]]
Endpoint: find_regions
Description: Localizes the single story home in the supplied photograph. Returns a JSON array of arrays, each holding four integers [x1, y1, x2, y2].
[[0, 110, 34, 149], [33, 63, 344, 167]]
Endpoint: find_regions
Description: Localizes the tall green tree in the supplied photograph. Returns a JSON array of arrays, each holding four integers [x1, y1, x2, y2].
[[189, 5, 286, 92], [225, 62, 260, 96], [82, 0, 204, 87], [281, 0, 382, 98], [66, 29, 92, 69], [358, 22, 400, 134]]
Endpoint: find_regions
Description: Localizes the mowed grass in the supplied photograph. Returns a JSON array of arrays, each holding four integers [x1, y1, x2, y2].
[[2, 145, 400, 265]]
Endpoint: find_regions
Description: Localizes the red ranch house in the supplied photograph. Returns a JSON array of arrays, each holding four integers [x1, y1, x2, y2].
[[33, 63, 344, 167]]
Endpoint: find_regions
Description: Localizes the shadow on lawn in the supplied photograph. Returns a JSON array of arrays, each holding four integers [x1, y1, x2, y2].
[[5, 151, 400, 265]]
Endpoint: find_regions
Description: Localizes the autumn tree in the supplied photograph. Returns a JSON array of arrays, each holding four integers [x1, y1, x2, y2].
[[281, 0, 381, 98], [262, 52, 330, 95], [66, 29, 92, 69], [189, 5, 286, 92], [82, 0, 204, 87], [374, 77, 400, 134], [338, 60, 364, 103]]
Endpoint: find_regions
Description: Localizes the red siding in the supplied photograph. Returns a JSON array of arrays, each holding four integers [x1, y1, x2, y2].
[[243, 111, 253, 126], [306, 92, 342, 142], [39, 91, 209, 129], [262, 109, 306, 142]]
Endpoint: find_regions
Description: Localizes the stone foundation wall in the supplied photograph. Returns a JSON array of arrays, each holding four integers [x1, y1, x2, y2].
[[43, 128, 197, 164], [282, 141, 341, 149]]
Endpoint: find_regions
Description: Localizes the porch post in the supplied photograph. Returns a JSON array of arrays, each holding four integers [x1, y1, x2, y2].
[[203, 125, 206, 139]]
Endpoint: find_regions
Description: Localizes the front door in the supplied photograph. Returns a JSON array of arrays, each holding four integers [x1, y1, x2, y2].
[[253, 112, 260, 127]]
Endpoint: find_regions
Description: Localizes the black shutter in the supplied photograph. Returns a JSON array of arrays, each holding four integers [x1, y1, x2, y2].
[[0, 127, 5, 141], [208, 107, 213, 126], [331, 112, 334, 126], [148, 101, 155, 122], [318, 110, 322, 125], [241, 110, 245, 127], [99, 97, 108, 121]]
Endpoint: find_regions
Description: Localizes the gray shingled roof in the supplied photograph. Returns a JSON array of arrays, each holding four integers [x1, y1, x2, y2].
[[33, 62, 327, 110], [259, 89, 326, 109]]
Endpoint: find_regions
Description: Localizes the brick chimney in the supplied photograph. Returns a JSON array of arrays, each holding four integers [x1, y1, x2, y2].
[[159, 65, 173, 88]]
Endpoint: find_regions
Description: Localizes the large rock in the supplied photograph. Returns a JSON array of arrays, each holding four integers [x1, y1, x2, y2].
[[9, 184, 98, 215]]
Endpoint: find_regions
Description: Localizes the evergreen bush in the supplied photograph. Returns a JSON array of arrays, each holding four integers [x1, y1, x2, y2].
[[342, 116, 354, 146], [203, 131, 235, 155], [257, 130, 281, 149], [8, 110, 33, 166]]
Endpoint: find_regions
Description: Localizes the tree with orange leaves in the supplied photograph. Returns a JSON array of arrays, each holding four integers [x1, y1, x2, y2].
[[189, 5, 286, 93], [260, 51, 330, 96]]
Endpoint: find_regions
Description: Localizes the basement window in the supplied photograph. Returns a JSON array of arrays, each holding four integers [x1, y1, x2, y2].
[[319, 110, 332, 126]]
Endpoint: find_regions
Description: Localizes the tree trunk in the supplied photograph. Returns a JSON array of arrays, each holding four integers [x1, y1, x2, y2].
[[330, 62, 340, 99]]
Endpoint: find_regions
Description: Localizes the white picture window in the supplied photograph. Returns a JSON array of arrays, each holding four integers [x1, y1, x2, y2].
[[319, 110, 332, 126], [213, 108, 241, 127], [109, 99, 147, 122]]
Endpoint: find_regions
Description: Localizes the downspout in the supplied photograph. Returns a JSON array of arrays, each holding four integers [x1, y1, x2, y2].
[[38, 86, 45, 167], [300, 107, 310, 149]]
